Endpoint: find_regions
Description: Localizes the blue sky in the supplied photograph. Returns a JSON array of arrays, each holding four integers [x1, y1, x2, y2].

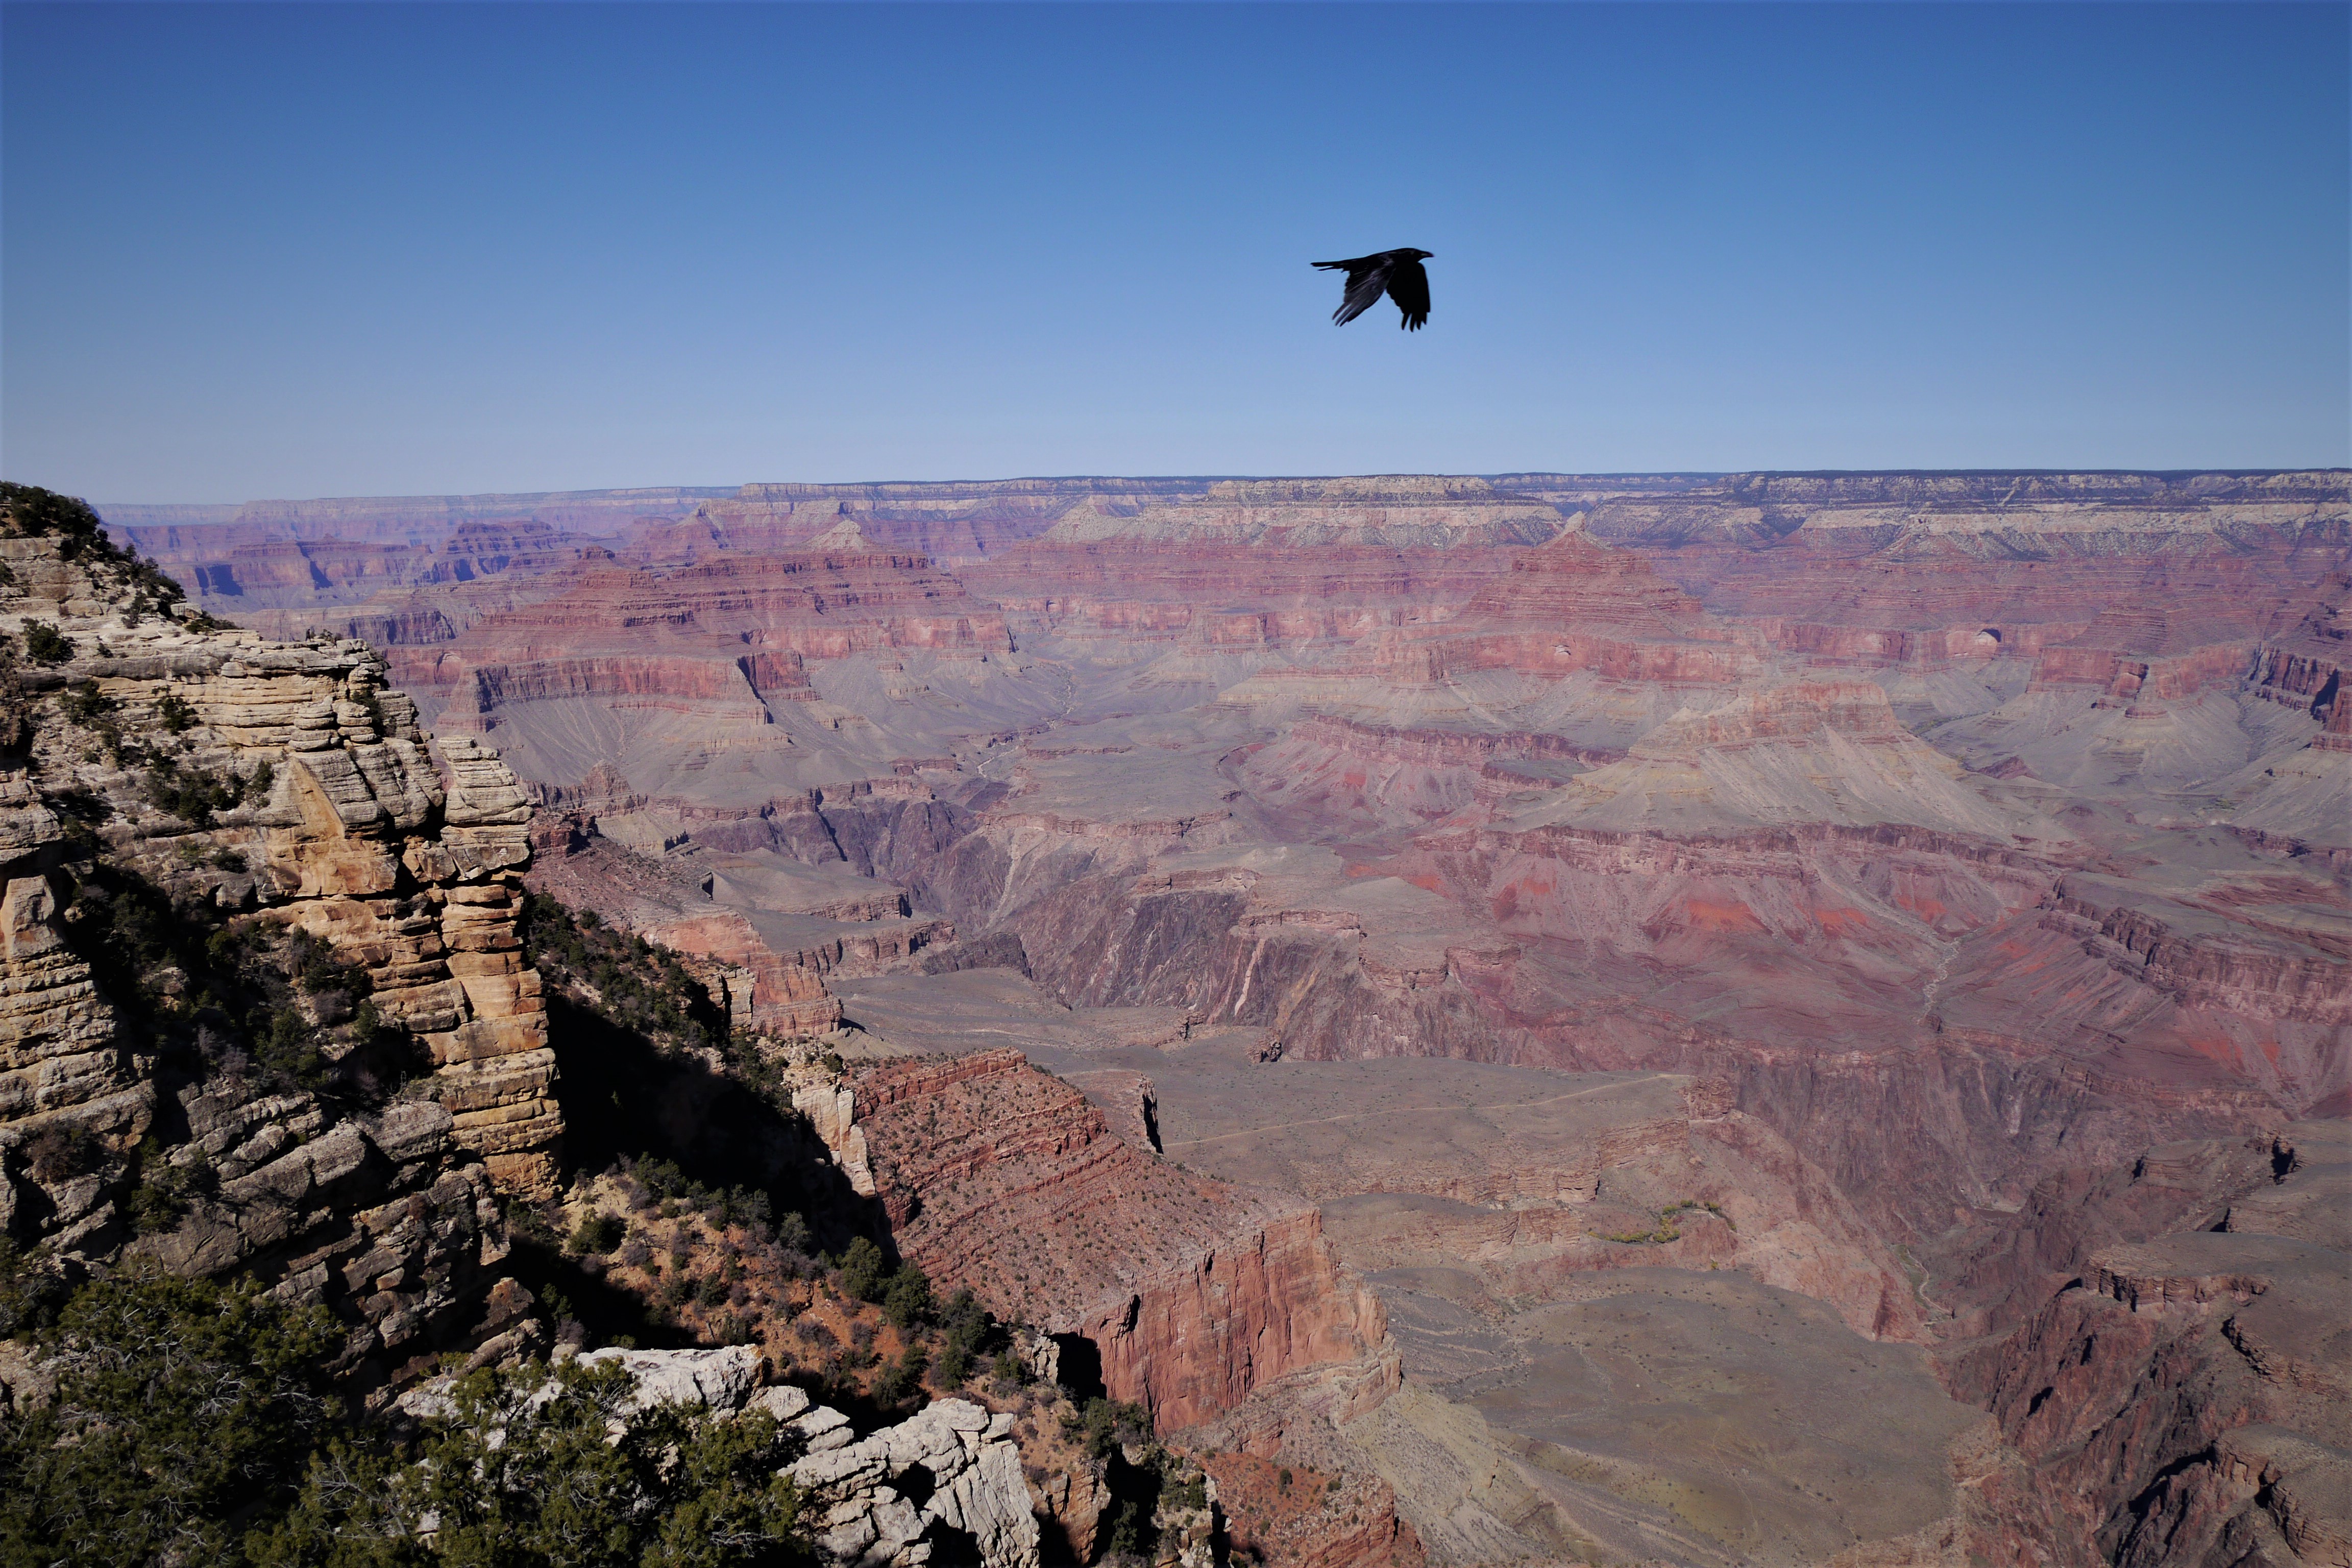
[[3, 3, 2346, 502]]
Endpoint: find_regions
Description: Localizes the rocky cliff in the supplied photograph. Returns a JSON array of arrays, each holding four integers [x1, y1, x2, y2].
[[1, 491, 560, 1391], [804, 1046, 1388, 1432], [1935, 1122, 2350, 1566]]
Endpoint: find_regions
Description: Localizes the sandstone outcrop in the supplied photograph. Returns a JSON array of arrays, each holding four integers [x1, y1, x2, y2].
[[0, 497, 561, 1392], [790, 1396, 1041, 1568]]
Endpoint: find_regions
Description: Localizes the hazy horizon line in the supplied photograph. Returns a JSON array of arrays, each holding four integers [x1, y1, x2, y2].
[[75, 464, 2352, 514]]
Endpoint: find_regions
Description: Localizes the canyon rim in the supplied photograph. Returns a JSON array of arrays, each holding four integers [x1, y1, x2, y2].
[[3, 467, 2346, 1568]]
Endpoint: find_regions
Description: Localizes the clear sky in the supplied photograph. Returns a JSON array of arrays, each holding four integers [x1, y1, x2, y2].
[[3, 2, 2346, 503]]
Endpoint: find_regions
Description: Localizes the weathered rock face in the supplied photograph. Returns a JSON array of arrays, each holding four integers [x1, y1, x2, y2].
[[822, 1047, 1387, 1431], [1195, 1450, 1424, 1568], [1934, 1121, 2351, 1568], [386, 547, 1011, 741], [0, 872, 137, 1239], [0, 504, 560, 1392], [789, 1396, 1042, 1568], [1572, 469, 2349, 627]]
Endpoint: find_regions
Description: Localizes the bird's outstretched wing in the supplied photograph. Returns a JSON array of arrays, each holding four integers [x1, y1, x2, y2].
[[1386, 257, 1430, 331], [1314, 254, 1397, 327]]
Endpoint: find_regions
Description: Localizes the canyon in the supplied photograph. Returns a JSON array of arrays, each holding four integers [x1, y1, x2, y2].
[[5, 468, 2343, 1565]]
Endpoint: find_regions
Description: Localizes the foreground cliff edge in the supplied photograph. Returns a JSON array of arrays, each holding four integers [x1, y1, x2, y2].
[[0, 484, 562, 1376]]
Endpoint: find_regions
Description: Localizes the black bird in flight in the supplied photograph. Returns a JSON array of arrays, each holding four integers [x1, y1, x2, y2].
[[1314, 248, 1433, 331]]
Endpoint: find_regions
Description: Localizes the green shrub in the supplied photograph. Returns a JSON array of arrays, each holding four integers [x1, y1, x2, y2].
[[144, 760, 239, 824], [61, 680, 116, 723], [837, 1236, 887, 1302], [20, 621, 71, 666], [569, 1212, 626, 1256], [0, 483, 111, 552], [288, 928, 370, 998], [155, 692, 197, 733], [0, 1271, 339, 1565], [251, 1357, 807, 1567], [0, 638, 29, 755], [871, 1346, 928, 1411], [881, 1264, 932, 1330], [256, 1009, 325, 1089], [0, 1241, 68, 1341], [1071, 1397, 1153, 1461], [1104, 1494, 1154, 1561], [125, 1137, 211, 1236], [933, 1288, 997, 1386]]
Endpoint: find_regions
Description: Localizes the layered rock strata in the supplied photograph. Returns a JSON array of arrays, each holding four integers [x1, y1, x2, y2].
[[0, 504, 560, 1388], [108, 486, 725, 612], [812, 1047, 1388, 1431]]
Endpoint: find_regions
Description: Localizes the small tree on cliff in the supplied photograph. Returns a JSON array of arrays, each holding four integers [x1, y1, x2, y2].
[[836, 1236, 887, 1302]]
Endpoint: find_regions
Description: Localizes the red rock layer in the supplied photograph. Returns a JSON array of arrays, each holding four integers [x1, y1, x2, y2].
[[2050, 884, 2350, 1024], [1240, 717, 1623, 826], [373, 549, 1007, 730], [1462, 529, 1707, 632], [848, 1049, 1385, 1430], [437, 551, 1009, 657], [1571, 472, 2351, 677], [962, 542, 1518, 646], [1196, 1452, 1426, 1568], [633, 910, 846, 1036], [2248, 571, 2350, 741], [2031, 641, 2258, 705], [1396, 529, 1764, 683]]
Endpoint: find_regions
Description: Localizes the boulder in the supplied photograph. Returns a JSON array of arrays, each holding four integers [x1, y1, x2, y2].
[[786, 1397, 1040, 1568], [575, 1344, 763, 1413]]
